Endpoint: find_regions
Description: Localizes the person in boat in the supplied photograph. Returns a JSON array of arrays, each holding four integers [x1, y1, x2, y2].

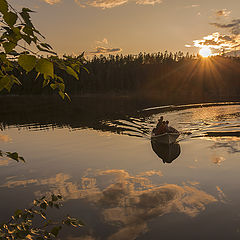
[[156, 116, 163, 127], [153, 116, 163, 134], [156, 120, 167, 135], [155, 119, 179, 135], [165, 120, 170, 132]]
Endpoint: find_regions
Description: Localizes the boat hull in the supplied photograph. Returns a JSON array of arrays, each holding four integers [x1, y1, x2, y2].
[[151, 132, 179, 144]]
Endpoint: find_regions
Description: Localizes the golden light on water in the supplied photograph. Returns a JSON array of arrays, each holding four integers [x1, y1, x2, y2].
[[199, 46, 212, 58]]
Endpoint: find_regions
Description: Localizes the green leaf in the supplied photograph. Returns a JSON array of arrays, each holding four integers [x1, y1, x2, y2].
[[3, 11, 18, 27], [42, 78, 50, 88], [82, 66, 90, 74], [40, 43, 53, 50], [22, 8, 35, 13], [58, 83, 65, 91], [37, 45, 56, 55], [65, 92, 71, 101], [50, 83, 65, 92], [0, 76, 9, 91], [35, 72, 41, 81], [50, 83, 57, 90], [22, 26, 33, 36], [59, 91, 65, 100], [21, 34, 32, 45], [2, 42, 16, 53], [0, 75, 13, 92], [0, 0, 8, 14], [35, 58, 54, 79], [18, 55, 36, 72], [20, 9, 33, 27], [65, 66, 79, 80], [0, 52, 7, 63], [11, 75, 22, 85], [19, 156, 25, 162], [6, 152, 19, 161], [8, 50, 19, 56], [54, 74, 64, 83], [79, 52, 85, 58]]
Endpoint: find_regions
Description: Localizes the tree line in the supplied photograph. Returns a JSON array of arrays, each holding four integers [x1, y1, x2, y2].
[[3, 51, 240, 104]]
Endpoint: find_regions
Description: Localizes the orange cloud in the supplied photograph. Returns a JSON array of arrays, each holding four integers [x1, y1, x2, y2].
[[189, 32, 240, 55], [75, 0, 162, 9], [136, 0, 162, 5], [215, 9, 231, 17], [90, 46, 122, 54], [43, 0, 61, 4], [0, 134, 12, 143]]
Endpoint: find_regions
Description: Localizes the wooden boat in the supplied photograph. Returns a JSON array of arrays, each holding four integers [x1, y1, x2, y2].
[[151, 131, 180, 144]]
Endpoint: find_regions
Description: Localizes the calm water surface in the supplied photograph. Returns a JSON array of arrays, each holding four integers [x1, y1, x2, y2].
[[1, 102, 240, 240]]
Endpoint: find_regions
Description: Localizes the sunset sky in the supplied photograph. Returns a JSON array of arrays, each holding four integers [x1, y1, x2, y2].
[[10, 0, 240, 56]]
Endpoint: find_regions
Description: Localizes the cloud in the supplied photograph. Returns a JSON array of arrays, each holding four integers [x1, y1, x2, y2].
[[75, 0, 162, 9], [43, 0, 61, 4], [136, 0, 162, 5], [212, 156, 225, 165], [90, 46, 122, 54], [137, 170, 163, 177], [75, 0, 127, 9], [215, 9, 231, 17], [74, 0, 86, 7], [96, 38, 108, 45], [89, 38, 122, 55], [189, 18, 240, 55], [0, 159, 10, 167], [0, 134, 12, 143], [185, 4, 200, 8], [216, 186, 227, 203], [189, 32, 240, 55], [210, 19, 240, 35]]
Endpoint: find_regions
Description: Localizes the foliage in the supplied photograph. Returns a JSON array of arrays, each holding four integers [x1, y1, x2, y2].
[[0, 150, 25, 162], [0, 0, 87, 100], [0, 3, 86, 239], [0, 194, 83, 239]]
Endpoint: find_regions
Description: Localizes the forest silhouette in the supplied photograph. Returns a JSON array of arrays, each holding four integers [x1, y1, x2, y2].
[[3, 51, 240, 105]]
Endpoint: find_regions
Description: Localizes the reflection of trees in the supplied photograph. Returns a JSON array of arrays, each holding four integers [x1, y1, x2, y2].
[[0, 96, 153, 138], [2, 169, 219, 240], [1, 97, 240, 140]]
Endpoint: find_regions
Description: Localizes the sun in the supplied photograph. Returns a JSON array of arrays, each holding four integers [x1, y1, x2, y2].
[[199, 46, 212, 58]]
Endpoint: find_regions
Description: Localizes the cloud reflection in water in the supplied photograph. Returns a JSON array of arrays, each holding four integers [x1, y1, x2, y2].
[[2, 169, 219, 240], [0, 134, 12, 143]]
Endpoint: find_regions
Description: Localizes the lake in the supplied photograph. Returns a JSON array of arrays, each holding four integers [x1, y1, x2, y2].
[[1, 98, 240, 240]]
